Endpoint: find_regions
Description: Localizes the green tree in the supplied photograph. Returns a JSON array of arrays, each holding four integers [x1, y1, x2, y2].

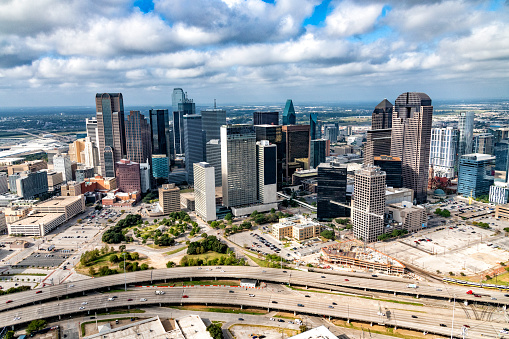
[[109, 254, 119, 263], [206, 323, 223, 339], [119, 244, 126, 252], [299, 325, 308, 333], [224, 213, 233, 222], [95, 204, 103, 211], [4, 331, 14, 339], [26, 319, 47, 335], [88, 267, 96, 276], [320, 230, 335, 240], [140, 263, 149, 270], [166, 261, 176, 268]]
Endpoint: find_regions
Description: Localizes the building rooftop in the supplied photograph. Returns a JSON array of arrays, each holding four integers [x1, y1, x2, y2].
[[10, 213, 64, 226], [177, 315, 213, 339], [322, 240, 405, 268], [462, 153, 496, 161], [289, 325, 338, 339], [84, 316, 171, 339], [35, 195, 82, 208]]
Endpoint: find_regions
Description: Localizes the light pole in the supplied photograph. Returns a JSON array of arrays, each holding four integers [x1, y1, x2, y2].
[[123, 252, 127, 292], [451, 294, 456, 339]]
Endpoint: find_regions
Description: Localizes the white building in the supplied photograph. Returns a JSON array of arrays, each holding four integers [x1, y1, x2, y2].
[[490, 183, 509, 205], [83, 136, 100, 174], [429, 127, 458, 178], [256, 140, 277, 204], [193, 162, 216, 222], [53, 154, 72, 182], [139, 161, 150, 193], [8, 212, 66, 236], [289, 325, 338, 339]]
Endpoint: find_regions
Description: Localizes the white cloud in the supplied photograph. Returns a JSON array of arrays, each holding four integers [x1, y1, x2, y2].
[[325, 1, 384, 37]]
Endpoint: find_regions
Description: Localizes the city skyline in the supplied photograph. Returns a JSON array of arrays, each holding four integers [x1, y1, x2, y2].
[[0, 0, 507, 107]]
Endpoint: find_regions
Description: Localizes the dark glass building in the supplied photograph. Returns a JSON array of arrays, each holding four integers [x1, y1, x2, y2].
[[173, 97, 195, 155], [282, 99, 296, 125], [126, 110, 152, 165], [255, 125, 284, 188], [310, 113, 318, 140], [149, 109, 170, 157], [253, 111, 279, 126], [309, 139, 327, 169], [202, 108, 226, 142], [374, 155, 402, 188], [372, 99, 393, 130], [458, 154, 495, 198], [317, 163, 348, 221], [282, 125, 310, 181]]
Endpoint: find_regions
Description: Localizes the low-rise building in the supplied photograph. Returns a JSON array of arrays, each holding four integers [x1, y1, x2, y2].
[[33, 195, 85, 221], [385, 187, 414, 205], [490, 183, 509, 205], [61, 181, 82, 196], [159, 183, 180, 214], [385, 201, 427, 233], [496, 203, 509, 220], [272, 215, 322, 241], [45, 170, 63, 189], [8, 212, 66, 236], [180, 192, 195, 211], [4, 205, 32, 223]]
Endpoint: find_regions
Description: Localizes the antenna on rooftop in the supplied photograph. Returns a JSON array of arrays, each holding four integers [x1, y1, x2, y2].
[[214, 99, 217, 109]]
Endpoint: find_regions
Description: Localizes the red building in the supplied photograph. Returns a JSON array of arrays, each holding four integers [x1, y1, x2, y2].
[[115, 159, 141, 193]]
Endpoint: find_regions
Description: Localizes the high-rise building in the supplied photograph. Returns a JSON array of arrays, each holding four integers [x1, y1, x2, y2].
[[310, 113, 319, 140], [159, 183, 180, 214], [309, 139, 327, 169], [14, 171, 49, 199], [391, 92, 433, 204], [221, 125, 257, 208], [282, 125, 310, 180], [374, 155, 402, 188], [173, 95, 195, 155], [458, 111, 474, 159], [352, 165, 386, 243], [429, 127, 458, 178], [253, 112, 278, 126], [206, 139, 222, 187], [458, 154, 495, 198], [139, 161, 151, 193], [126, 110, 152, 165], [86, 117, 99, 145], [317, 163, 347, 221], [183, 114, 204, 185], [324, 125, 338, 143], [115, 159, 141, 193], [0, 173, 8, 194], [75, 167, 94, 183], [83, 136, 100, 174], [172, 88, 185, 115], [152, 154, 169, 180], [194, 162, 216, 221], [256, 141, 277, 204], [473, 133, 494, 155], [68, 139, 86, 164], [364, 129, 392, 165], [96, 93, 126, 177], [494, 140, 509, 172], [282, 99, 296, 125], [201, 108, 226, 142], [372, 99, 393, 130], [255, 125, 284, 188], [149, 109, 171, 157], [53, 154, 72, 183]]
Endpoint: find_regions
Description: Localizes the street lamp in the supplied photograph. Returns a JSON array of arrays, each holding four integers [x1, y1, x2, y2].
[[123, 252, 127, 292]]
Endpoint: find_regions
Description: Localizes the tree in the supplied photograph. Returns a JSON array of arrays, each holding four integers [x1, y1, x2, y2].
[[206, 324, 223, 339], [95, 204, 103, 211], [320, 230, 335, 240], [130, 252, 140, 260], [140, 263, 149, 270], [166, 261, 176, 268], [224, 213, 233, 222], [109, 254, 119, 263], [88, 267, 96, 276], [26, 319, 47, 335], [299, 325, 308, 333], [4, 331, 14, 339], [119, 244, 126, 252], [201, 232, 208, 238]]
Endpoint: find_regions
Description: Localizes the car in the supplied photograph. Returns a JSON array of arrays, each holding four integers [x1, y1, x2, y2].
[[69, 284, 75, 287], [305, 295, 310, 298], [108, 297, 115, 301], [474, 294, 481, 297], [328, 305, 334, 308], [283, 270, 287, 273], [278, 319, 285, 322], [491, 297, 497, 300], [238, 317, 244, 321], [6, 300, 12, 304], [440, 324, 447, 327], [182, 295, 189, 298], [249, 294, 255, 297], [321, 276, 325, 278], [115, 319, 119, 324], [332, 302, 337, 305], [297, 304, 304, 307], [372, 274, 378, 277], [412, 315, 418, 318], [197, 267, 202, 269], [35, 291, 42, 294], [504, 294, 509, 297], [344, 279, 349, 281], [79, 306, 85, 310], [272, 301, 278, 303], [436, 288, 442, 291], [229, 290, 234, 293], [81, 302, 88, 305], [500, 330, 509, 334], [140, 298, 147, 301]]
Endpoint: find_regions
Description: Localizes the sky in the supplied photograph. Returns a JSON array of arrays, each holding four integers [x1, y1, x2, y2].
[[0, 0, 508, 107]]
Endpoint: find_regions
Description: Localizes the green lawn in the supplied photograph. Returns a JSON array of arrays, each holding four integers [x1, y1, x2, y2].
[[169, 305, 266, 315], [185, 251, 226, 262], [165, 246, 188, 255]]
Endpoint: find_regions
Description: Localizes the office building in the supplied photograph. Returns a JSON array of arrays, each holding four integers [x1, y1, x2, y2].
[[0, 173, 8, 194], [34, 195, 85, 221], [324, 125, 338, 143], [95, 93, 126, 177], [139, 161, 151, 193], [53, 154, 72, 182], [282, 125, 310, 181], [221, 125, 257, 208], [391, 92, 433, 204], [201, 108, 226, 142], [385, 186, 414, 205], [495, 140, 509, 172], [385, 201, 426, 234], [8, 160, 47, 176], [490, 183, 509, 205], [255, 125, 284, 187], [352, 165, 386, 243], [458, 111, 474, 159], [253, 111, 278, 126], [152, 154, 169, 180], [317, 163, 347, 221], [61, 181, 82, 196], [8, 213, 66, 236], [173, 94, 195, 155], [271, 215, 321, 241], [86, 117, 99, 145], [489, 127, 509, 144], [429, 127, 458, 178], [364, 129, 392, 165], [374, 155, 402, 188], [46, 170, 63, 189], [75, 166, 94, 183], [371, 99, 393, 130], [83, 136, 100, 174], [282, 99, 296, 125], [149, 109, 170, 157], [126, 110, 152, 165], [458, 154, 495, 198], [183, 114, 205, 185], [115, 159, 141, 193], [256, 141, 277, 204], [310, 113, 319, 140], [194, 162, 216, 221], [473, 133, 494, 155], [68, 139, 86, 164], [309, 139, 327, 169], [171, 88, 185, 115], [14, 171, 48, 199], [206, 139, 222, 187], [159, 183, 180, 214], [0, 212, 6, 234]]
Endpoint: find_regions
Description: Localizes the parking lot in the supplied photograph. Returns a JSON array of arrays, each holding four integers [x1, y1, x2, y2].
[[51, 224, 100, 250], [16, 252, 70, 268]]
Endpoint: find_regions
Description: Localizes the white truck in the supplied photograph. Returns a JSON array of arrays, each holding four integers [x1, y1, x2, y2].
[[155, 290, 165, 295], [407, 284, 418, 289]]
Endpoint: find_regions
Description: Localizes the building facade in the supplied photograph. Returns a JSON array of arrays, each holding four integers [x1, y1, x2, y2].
[[256, 141, 277, 204], [194, 162, 216, 221], [309, 139, 327, 169], [429, 127, 458, 178], [14, 171, 48, 199], [317, 163, 347, 221], [490, 184, 509, 205], [473, 133, 494, 155], [149, 109, 170, 158], [152, 154, 169, 179], [115, 159, 141, 193], [374, 156, 402, 188], [53, 154, 72, 183], [126, 110, 152, 165], [353, 165, 386, 243], [201, 108, 226, 142], [458, 111, 474, 160], [282, 99, 296, 125], [159, 183, 180, 214], [206, 139, 222, 187], [391, 92, 433, 204], [183, 114, 204, 185], [458, 154, 495, 198], [282, 125, 310, 181], [364, 129, 392, 165], [385, 201, 426, 234], [371, 99, 393, 130], [310, 113, 319, 140], [253, 111, 279, 126]]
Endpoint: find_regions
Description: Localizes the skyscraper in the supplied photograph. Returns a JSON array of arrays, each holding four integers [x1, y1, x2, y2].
[[206, 139, 222, 187], [194, 162, 216, 222], [255, 125, 284, 188], [149, 109, 170, 157], [159, 183, 180, 214], [221, 125, 257, 208], [364, 129, 392, 165], [126, 110, 152, 165], [282, 125, 310, 180], [53, 154, 72, 183], [310, 113, 319, 140], [282, 99, 296, 125], [458, 111, 474, 159], [95, 93, 126, 177], [473, 133, 494, 155], [374, 155, 402, 188], [256, 141, 277, 204], [391, 92, 433, 204], [458, 154, 495, 198], [253, 112, 279, 126], [201, 108, 226, 142], [172, 88, 185, 114], [352, 165, 386, 243], [317, 163, 348, 221], [83, 136, 100, 174], [309, 139, 327, 169], [173, 95, 195, 155], [371, 99, 393, 130], [85, 117, 99, 145], [183, 114, 204, 185], [115, 159, 141, 193], [152, 154, 169, 180], [429, 127, 458, 178]]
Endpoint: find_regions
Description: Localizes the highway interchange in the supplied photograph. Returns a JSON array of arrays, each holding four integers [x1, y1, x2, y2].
[[2, 266, 509, 338]]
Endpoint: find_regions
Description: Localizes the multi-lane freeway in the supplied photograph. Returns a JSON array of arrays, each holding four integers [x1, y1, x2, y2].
[[1, 266, 508, 338]]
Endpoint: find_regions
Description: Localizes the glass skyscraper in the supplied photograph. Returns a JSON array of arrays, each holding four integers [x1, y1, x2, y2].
[[309, 139, 326, 169], [201, 108, 226, 142], [282, 99, 296, 125], [149, 109, 170, 157], [183, 114, 204, 185], [458, 111, 474, 159], [310, 113, 318, 140], [458, 154, 495, 198], [317, 163, 348, 221]]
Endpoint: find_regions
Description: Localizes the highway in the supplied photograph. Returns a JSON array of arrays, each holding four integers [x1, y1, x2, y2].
[[0, 286, 504, 338]]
